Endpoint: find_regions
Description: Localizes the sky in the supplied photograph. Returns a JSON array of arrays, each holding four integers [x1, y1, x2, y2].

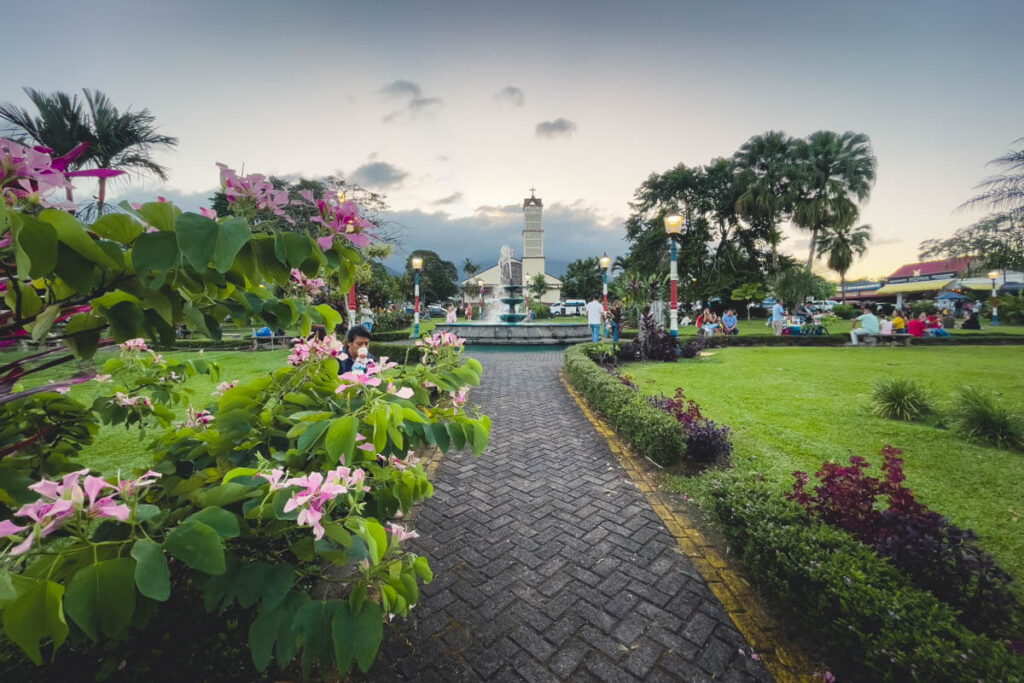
[[5, 0, 1023, 279]]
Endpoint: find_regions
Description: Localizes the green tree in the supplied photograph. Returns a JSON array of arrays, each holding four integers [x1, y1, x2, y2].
[[528, 272, 549, 301], [733, 131, 798, 272], [959, 137, 1024, 220], [817, 220, 872, 302], [790, 130, 877, 267], [0, 88, 91, 203], [731, 282, 767, 320], [773, 264, 835, 307], [403, 250, 458, 304], [561, 257, 603, 300], [919, 213, 1024, 272], [462, 258, 480, 279]]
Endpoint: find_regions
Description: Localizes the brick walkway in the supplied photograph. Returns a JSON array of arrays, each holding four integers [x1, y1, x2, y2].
[[361, 349, 770, 682]]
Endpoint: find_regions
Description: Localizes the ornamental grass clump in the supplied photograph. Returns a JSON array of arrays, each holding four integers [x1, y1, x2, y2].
[[949, 385, 1024, 451], [871, 377, 934, 421]]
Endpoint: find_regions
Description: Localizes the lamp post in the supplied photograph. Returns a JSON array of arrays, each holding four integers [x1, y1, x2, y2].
[[664, 214, 684, 337], [412, 257, 423, 338], [988, 270, 1000, 326], [478, 278, 485, 318], [600, 253, 611, 337]]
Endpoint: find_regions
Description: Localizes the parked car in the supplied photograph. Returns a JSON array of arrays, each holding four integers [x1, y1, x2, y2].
[[551, 299, 586, 316], [427, 305, 448, 318], [999, 282, 1023, 297]]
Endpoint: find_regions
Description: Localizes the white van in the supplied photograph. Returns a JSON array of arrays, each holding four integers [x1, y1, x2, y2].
[[552, 299, 586, 316]]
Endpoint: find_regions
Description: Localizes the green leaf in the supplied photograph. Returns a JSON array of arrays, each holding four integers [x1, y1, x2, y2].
[[364, 519, 388, 565], [213, 217, 251, 273], [413, 556, 434, 583], [430, 422, 450, 452], [64, 558, 136, 641], [448, 422, 467, 450], [249, 602, 291, 672], [274, 231, 312, 268], [93, 289, 141, 310], [11, 213, 58, 279], [296, 419, 330, 454], [372, 408, 389, 453], [4, 282, 42, 320], [292, 599, 340, 679], [163, 520, 226, 575], [186, 507, 241, 539], [349, 600, 383, 673], [471, 415, 491, 456], [2, 579, 68, 665], [134, 200, 178, 231], [330, 602, 355, 673], [39, 209, 116, 268], [130, 540, 171, 602], [29, 304, 61, 341], [315, 304, 341, 331], [465, 357, 483, 375], [62, 312, 106, 359], [103, 300, 145, 341], [197, 482, 257, 507], [401, 407, 428, 424], [132, 231, 180, 274], [222, 467, 259, 484], [90, 214, 144, 244], [261, 564, 295, 612], [175, 212, 219, 271], [324, 416, 358, 463]]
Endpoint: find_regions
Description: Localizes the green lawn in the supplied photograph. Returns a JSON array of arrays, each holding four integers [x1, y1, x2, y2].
[[3, 348, 290, 475], [622, 346, 1024, 584]]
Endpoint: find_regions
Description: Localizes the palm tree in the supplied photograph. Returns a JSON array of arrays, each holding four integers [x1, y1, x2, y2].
[[82, 89, 178, 216], [959, 137, 1024, 220], [528, 273, 549, 301], [0, 88, 91, 202], [790, 131, 877, 267], [0, 88, 177, 215], [817, 220, 872, 302], [733, 131, 797, 271]]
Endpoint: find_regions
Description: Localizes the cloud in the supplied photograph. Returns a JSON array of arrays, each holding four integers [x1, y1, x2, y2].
[[107, 185, 216, 213], [535, 118, 577, 138], [494, 86, 525, 107], [433, 192, 463, 206], [435, 155, 449, 162], [379, 80, 422, 99], [350, 161, 409, 188]]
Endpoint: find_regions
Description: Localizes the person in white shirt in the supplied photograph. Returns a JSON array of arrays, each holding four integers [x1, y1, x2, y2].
[[879, 315, 893, 335], [585, 296, 604, 342]]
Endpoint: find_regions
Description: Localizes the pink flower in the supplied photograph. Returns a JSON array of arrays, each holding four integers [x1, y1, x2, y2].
[[214, 380, 238, 395], [116, 470, 162, 497], [216, 163, 294, 224], [386, 382, 415, 400], [258, 468, 288, 491], [294, 189, 375, 249], [199, 206, 218, 220], [282, 471, 350, 539], [451, 387, 469, 413], [91, 374, 113, 383], [386, 522, 419, 543], [120, 337, 148, 352], [335, 370, 382, 393]]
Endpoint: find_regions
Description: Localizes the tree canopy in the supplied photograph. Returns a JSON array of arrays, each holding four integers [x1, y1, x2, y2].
[[560, 257, 603, 300], [403, 250, 458, 304]]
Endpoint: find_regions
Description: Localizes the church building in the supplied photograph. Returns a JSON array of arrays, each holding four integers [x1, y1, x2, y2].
[[460, 189, 563, 305]]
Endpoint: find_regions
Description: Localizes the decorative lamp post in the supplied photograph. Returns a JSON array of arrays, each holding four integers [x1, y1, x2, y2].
[[478, 278, 485, 318], [600, 253, 611, 336], [988, 270, 1000, 326], [412, 256, 423, 338], [664, 214, 684, 337]]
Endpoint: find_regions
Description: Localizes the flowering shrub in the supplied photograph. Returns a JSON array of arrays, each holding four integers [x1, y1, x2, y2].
[[648, 387, 732, 464], [636, 310, 679, 362], [0, 159, 489, 678], [789, 446, 1021, 637]]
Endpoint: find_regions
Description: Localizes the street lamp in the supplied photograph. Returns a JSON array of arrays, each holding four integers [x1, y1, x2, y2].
[[600, 253, 611, 337], [664, 214, 684, 337], [478, 278, 485, 318], [988, 270, 1000, 326], [412, 257, 423, 338]]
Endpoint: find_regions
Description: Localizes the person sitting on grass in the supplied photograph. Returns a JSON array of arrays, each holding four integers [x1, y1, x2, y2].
[[722, 309, 739, 335], [961, 312, 981, 330], [338, 325, 375, 374], [850, 305, 880, 345], [907, 313, 928, 338], [702, 310, 721, 336]]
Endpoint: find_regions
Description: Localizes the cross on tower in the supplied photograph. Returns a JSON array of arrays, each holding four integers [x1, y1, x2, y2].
[[529, 187, 536, 197]]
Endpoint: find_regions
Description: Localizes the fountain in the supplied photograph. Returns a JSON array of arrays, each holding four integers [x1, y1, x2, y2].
[[434, 245, 590, 345]]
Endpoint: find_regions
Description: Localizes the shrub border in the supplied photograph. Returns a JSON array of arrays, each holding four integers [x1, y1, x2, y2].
[[563, 344, 687, 467]]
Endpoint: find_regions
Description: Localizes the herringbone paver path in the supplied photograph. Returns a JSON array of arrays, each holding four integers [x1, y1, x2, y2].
[[360, 348, 770, 682]]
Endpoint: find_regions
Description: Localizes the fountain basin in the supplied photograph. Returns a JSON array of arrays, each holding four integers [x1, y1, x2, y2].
[[435, 322, 590, 345], [499, 314, 527, 323]]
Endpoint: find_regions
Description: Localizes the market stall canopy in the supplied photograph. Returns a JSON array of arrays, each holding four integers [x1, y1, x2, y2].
[[874, 278, 954, 295]]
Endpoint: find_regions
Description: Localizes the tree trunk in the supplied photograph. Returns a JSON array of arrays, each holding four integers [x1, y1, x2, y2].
[[840, 272, 846, 303], [97, 176, 107, 218], [806, 229, 818, 267]]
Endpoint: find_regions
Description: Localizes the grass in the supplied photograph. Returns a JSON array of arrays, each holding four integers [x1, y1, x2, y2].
[[621, 346, 1024, 585], [2, 348, 291, 475]]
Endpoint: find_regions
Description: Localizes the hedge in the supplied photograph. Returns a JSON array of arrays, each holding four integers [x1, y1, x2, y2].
[[704, 473, 1023, 682], [372, 330, 412, 342], [563, 344, 686, 467], [695, 333, 1024, 348], [154, 339, 424, 364]]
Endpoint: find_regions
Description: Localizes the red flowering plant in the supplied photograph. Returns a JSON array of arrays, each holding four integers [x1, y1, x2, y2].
[[0, 158, 490, 679], [789, 446, 1022, 638]]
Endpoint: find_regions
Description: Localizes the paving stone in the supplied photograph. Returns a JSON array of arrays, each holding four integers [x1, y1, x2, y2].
[[354, 350, 768, 682]]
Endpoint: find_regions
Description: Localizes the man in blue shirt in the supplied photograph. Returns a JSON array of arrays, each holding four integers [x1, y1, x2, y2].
[[722, 309, 739, 335], [338, 325, 376, 373], [771, 300, 786, 336], [850, 306, 880, 345]]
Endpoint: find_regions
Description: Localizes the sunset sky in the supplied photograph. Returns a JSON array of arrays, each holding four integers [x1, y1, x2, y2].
[[7, 0, 1023, 279]]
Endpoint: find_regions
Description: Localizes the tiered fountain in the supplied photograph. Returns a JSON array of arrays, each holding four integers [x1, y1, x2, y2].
[[434, 245, 590, 345]]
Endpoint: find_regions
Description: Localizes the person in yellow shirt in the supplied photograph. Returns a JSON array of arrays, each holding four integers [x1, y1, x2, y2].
[[891, 310, 906, 333]]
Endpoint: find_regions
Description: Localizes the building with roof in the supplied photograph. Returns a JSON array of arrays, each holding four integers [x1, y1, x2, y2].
[[459, 189, 562, 305]]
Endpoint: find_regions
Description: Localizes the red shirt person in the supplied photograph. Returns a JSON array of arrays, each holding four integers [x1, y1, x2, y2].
[[907, 314, 928, 338]]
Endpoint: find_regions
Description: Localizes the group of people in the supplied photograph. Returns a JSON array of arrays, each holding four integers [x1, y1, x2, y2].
[[695, 308, 739, 336], [850, 306, 954, 345]]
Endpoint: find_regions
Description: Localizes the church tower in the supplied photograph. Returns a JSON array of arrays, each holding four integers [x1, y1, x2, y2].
[[522, 188, 544, 288]]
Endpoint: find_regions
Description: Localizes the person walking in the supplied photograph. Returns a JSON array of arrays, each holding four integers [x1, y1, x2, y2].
[[771, 300, 786, 336], [585, 295, 604, 343], [446, 305, 457, 323]]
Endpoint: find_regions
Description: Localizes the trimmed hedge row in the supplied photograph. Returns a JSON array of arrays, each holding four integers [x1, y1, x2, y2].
[[696, 333, 1024, 348], [155, 339, 424, 364], [372, 342, 424, 365], [564, 344, 686, 466], [704, 473, 1023, 682]]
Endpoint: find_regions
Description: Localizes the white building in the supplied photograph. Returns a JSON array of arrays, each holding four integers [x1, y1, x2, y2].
[[460, 189, 563, 305]]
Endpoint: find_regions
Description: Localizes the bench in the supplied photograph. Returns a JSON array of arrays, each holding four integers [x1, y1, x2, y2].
[[857, 333, 912, 347], [250, 334, 290, 351]]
